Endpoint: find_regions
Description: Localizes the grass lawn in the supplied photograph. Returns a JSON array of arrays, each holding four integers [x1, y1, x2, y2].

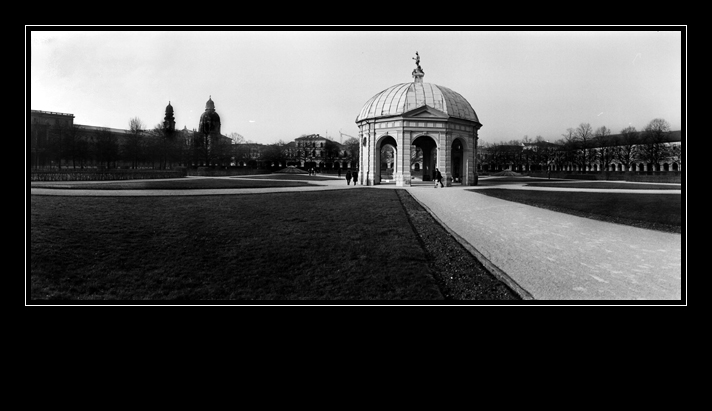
[[237, 174, 337, 181], [524, 181, 681, 190], [477, 177, 681, 190], [30, 188, 518, 302], [471, 189, 682, 234], [30, 177, 318, 190]]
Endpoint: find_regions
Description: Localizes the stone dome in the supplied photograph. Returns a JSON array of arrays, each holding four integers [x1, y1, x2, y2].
[[200, 96, 220, 122], [356, 82, 479, 123], [199, 96, 220, 134], [205, 96, 215, 111]]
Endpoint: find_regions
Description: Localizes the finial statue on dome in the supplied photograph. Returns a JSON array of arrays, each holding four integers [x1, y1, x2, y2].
[[412, 51, 424, 83]]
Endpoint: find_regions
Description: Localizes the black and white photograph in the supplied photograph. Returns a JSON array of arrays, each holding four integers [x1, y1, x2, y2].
[[27, 27, 685, 304]]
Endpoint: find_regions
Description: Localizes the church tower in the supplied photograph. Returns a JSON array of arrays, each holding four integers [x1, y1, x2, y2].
[[195, 96, 223, 166], [199, 96, 221, 137], [163, 101, 176, 134]]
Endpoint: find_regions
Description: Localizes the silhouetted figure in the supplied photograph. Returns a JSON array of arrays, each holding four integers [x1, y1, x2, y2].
[[434, 168, 443, 188]]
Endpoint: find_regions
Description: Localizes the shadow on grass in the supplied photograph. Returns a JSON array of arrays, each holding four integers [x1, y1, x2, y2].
[[30, 178, 319, 190], [30, 189, 520, 302], [470, 189, 681, 234]]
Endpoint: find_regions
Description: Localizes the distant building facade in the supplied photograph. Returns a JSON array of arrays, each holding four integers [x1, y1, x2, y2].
[[29, 97, 232, 170], [478, 130, 683, 173]]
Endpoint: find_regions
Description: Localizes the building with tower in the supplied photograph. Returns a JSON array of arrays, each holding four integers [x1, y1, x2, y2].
[[163, 101, 176, 134], [193, 96, 231, 166], [355, 53, 483, 186]]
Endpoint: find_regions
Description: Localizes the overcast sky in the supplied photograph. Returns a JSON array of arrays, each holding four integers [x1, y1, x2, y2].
[[28, 28, 683, 145]]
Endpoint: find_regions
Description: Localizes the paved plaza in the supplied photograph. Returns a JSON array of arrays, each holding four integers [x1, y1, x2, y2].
[[30, 175, 683, 301]]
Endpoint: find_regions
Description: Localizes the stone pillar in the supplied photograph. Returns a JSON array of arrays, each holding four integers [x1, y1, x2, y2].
[[440, 131, 452, 186], [396, 131, 411, 187], [471, 129, 479, 185], [366, 125, 377, 186]]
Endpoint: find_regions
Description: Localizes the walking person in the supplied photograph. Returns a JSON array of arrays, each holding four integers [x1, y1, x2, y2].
[[345, 169, 352, 185], [353, 170, 358, 185], [434, 168, 444, 188]]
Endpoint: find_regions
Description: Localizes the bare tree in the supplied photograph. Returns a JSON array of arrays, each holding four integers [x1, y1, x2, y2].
[[669, 144, 682, 171], [574, 123, 595, 171], [126, 117, 145, 169], [324, 139, 341, 168], [533, 136, 556, 171], [343, 137, 360, 168], [94, 128, 120, 169], [639, 118, 672, 171], [560, 128, 578, 171], [229, 132, 246, 145], [594, 125, 613, 171], [261, 140, 289, 168], [615, 126, 640, 172], [521, 135, 532, 171]]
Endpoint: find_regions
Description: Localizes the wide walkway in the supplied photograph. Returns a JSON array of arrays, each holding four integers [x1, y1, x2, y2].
[[30, 175, 683, 301], [403, 180, 682, 301]]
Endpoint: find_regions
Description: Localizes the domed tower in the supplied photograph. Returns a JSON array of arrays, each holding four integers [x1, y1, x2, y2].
[[355, 53, 482, 186], [195, 96, 223, 166], [163, 101, 176, 134], [199, 95, 221, 137]]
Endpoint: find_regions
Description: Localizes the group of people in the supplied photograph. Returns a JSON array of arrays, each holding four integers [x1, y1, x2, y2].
[[341, 168, 444, 187], [345, 169, 359, 185]]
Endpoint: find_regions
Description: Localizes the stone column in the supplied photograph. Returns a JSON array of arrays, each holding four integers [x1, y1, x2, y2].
[[366, 125, 377, 186], [468, 130, 478, 186], [396, 130, 411, 187], [440, 131, 452, 187]]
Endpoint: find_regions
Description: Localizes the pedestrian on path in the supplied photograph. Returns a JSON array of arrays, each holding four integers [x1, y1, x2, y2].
[[353, 170, 359, 185], [434, 168, 444, 188], [345, 170, 352, 185]]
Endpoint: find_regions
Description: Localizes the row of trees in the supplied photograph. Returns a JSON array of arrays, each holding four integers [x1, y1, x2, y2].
[[30, 118, 362, 170], [29, 116, 235, 170], [479, 118, 682, 172]]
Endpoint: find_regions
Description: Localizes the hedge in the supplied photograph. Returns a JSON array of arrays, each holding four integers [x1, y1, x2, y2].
[[29, 168, 187, 181]]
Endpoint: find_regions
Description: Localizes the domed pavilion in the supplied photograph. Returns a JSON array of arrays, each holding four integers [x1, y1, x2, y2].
[[355, 53, 482, 186]]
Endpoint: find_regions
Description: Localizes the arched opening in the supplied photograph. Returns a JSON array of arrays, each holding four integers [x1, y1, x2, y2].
[[380, 143, 396, 183], [451, 138, 464, 184], [375, 135, 397, 185], [412, 135, 437, 182]]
